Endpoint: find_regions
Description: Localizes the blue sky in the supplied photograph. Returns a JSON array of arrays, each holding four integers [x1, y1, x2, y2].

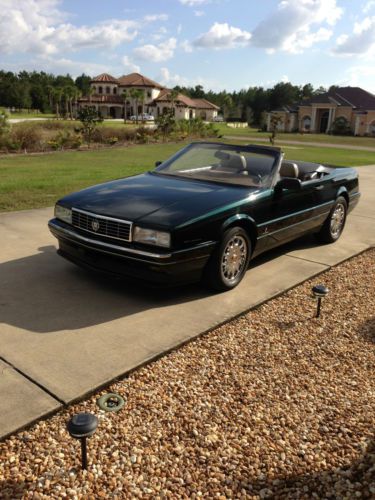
[[1, 0, 375, 92]]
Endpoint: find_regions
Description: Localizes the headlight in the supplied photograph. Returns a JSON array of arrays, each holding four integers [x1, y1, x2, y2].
[[133, 226, 171, 248], [55, 204, 72, 224]]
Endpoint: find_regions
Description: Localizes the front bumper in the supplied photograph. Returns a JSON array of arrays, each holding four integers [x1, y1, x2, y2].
[[48, 219, 216, 285]]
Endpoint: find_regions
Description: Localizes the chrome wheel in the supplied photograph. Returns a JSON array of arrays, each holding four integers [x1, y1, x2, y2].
[[330, 202, 346, 237], [221, 235, 248, 285]]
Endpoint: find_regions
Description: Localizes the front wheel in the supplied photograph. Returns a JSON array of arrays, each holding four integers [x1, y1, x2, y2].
[[316, 196, 347, 243], [203, 227, 251, 292]]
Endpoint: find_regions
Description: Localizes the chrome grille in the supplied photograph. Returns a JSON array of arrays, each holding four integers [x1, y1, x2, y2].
[[72, 209, 132, 242]]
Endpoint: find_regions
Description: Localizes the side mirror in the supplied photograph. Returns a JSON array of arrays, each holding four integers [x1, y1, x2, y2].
[[155, 161, 162, 167], [276, 177, 302, 191]]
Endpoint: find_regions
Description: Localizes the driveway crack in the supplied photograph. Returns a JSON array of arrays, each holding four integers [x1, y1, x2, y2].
[[0, 356, 65, 405]]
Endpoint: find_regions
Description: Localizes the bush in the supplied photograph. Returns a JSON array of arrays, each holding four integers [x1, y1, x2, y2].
[[47, 130, 82, 150], [7, 123, 44, 152], [91, 126, 138, 144], [330, 117, 352, 136]]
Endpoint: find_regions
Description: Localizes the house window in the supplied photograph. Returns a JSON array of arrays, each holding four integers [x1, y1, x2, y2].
[[106, 86, 110, 94], [302, 116, 311, 131], [113, 87, 117, 95], [147, 91, 151, 98], [98, 86, 103, 94], [370, 121, 375, 136]]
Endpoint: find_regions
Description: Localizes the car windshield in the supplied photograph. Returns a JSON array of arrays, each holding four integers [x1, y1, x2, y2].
[[154, 143, 280, 188]]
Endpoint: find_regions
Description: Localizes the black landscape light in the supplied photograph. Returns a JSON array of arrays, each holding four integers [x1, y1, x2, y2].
[[67, 413, 98, 470], [312, 284, 329, 318]]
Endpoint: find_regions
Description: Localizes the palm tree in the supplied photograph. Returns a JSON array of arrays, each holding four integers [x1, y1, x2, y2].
[[169, 88, 179, 117], [121, 89, 129, 123], [73, 88, 82, 119], [138, 89, 146, 120], [52, 87, 63, 119], [87, 86, 94, 104], [64, 86, 75, 120], [130, 88, 142, 124]]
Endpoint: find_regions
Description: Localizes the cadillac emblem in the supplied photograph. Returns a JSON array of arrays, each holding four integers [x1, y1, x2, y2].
[[91, 219, 100, 232]]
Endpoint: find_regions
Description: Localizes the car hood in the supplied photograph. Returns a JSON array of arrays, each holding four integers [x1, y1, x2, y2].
[[60, 172, 260, 228]]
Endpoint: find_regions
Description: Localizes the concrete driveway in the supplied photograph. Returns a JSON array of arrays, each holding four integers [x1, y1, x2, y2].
[[1, 166, 374, 439]]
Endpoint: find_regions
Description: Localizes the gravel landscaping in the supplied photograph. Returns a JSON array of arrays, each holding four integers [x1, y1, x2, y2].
[[1, 249, 374, 499]]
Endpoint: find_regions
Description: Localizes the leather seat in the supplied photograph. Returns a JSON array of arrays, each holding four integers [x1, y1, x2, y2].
[[279, 161, 299, 178]]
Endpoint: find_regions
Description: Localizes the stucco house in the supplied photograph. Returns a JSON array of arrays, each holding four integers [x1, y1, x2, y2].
[[267, 87, 375, 136], [77, 72, 219, 121]]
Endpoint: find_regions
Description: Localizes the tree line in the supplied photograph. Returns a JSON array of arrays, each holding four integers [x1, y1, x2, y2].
[[0, 70, 91, 117], [0, 70, 336, 125]]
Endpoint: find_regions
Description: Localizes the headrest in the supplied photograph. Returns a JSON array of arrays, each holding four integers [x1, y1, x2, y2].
[[280, 161, 299, 178]]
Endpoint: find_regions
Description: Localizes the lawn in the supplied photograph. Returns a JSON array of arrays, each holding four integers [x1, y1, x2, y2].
[[215, 123, 375, 148], [0, 140, 374, 212], [0, 143, 183, 212]]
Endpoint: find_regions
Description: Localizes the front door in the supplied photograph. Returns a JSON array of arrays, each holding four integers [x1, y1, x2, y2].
[[320, 111, 329, 133]]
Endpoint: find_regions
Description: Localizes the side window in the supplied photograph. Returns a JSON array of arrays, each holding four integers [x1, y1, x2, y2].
[[98, 86, 103, 94]]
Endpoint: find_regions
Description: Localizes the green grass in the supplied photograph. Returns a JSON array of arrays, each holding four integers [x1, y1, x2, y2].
[[0, 143, 184, 212], [215, 123, 375, 148], [9, 112, 55, 119], [0, 140, 374, 212]]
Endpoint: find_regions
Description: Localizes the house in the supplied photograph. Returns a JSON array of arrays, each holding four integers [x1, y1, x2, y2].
[[77, 72, 220, 121], [266, 87, 375, 136]]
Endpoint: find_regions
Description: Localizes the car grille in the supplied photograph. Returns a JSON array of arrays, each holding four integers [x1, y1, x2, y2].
[[72, 209, 132, 242]]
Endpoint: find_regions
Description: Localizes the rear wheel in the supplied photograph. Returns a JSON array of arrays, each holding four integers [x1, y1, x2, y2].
[[203, 227, 251, 292], [316, 196, 347, 243]]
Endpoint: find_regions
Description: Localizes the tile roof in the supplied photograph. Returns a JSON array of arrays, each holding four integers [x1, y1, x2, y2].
[[117, 73, 164, 89], [192, 98, 220, 110], [91, 73, 119, 84], [301, 87, 375, 110]]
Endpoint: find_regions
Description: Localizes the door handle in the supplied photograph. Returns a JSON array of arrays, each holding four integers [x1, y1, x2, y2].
[[314, 185, 324, 190]]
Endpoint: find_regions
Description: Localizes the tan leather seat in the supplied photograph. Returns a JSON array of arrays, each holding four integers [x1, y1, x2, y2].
[[279, 161, 299, 178]]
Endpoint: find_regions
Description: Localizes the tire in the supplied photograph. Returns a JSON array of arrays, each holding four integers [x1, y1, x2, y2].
[[203, 226, 251, 292], [316, 196, 347, 243]]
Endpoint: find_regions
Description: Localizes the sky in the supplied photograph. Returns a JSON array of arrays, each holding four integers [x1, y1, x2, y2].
[[0, 0, 375, 93]]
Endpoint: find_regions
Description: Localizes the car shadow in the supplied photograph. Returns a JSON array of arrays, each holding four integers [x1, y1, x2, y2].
[[0, 234, 322, 334]]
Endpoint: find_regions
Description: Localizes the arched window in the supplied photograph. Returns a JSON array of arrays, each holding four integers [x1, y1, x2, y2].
[[302, 115, 311, 131], [113, 87, 117, 95], [98, 86, 103, 94], [106, 86, 110, 94]]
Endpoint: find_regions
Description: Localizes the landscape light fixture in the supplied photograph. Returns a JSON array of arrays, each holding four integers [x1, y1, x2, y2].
[[67, 413, 98, 470], [312, 284, 329, 318]]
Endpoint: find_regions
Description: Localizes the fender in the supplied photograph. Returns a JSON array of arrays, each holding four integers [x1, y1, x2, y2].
[[336, 185, 349, 203], [222, 214, 257, 235]]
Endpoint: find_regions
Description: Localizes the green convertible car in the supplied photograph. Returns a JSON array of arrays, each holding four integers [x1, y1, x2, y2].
[[49, 142, 360, 291]]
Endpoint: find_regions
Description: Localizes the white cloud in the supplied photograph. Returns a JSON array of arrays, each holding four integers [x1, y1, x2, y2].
[[342, 64, 375, 92], [364, 0, 375, 13], [143, 14, 169, 22], [333, 16, 375, 55], [194, 22, 252, 49], [181, 40, 193, 52], [157, 67, 222, 91], [47, 20, 138, 53], [194, 10, 205, 17], [251, 0, 342, 53], [1, 55, 113, 78], [0, 0, 139, 55], [122, 56, 140, 73], [133, 38, 177, 62], [179, 0, 209, 6]]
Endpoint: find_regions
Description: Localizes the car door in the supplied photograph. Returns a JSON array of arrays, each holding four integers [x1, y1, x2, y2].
[[255, 181, 317, 250]]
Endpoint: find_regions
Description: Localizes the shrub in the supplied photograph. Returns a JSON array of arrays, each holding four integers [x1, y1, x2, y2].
[[7, 123, 44, 152], [330, 117, 352, 136], [47, 130, 83, 150]]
